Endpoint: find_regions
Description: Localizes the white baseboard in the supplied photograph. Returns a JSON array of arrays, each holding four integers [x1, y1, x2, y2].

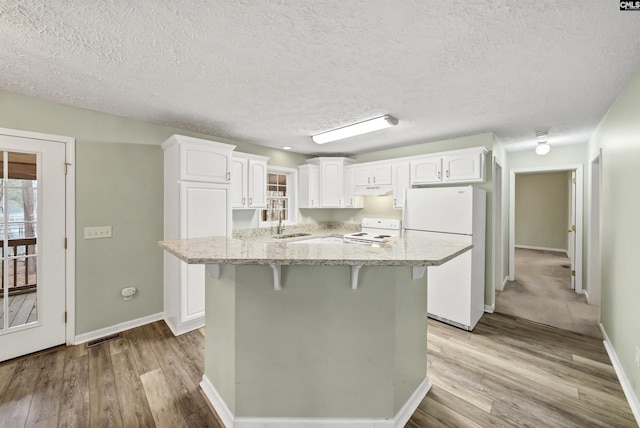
[[200, 375, 431, 428], [73, 312, 164, 345], [484, 304, 495, 313], [515, 245, 567, 253], [599, 323, 640, 426], [164, 315, 205, 336], [201, 375, 234, 428]]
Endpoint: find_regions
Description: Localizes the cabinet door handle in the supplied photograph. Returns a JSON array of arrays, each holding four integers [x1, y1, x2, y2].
[[242, 197, 245, 205], [438, 171, 441, 179], [373, 177, 376, 184], [249, 197, 252, 205], [446, 170, 450, 178], [368, 177, 370, 184], [394, 198, 397, 205], [226, 172, 231, 180]]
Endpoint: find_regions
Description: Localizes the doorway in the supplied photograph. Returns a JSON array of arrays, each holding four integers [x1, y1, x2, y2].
[[497, 165, 601, 337], [0, 128, 75, 361]]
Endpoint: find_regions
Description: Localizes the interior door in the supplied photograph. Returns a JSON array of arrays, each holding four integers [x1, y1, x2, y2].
[[0, 136, 66, 362], [568, 170, 576, 290]]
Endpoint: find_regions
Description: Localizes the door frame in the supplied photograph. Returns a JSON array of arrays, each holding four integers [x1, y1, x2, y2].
[[588, 150, 602, 307], [508, 164, 583, 294], [0, 127, 75, 344], [493, 158, 505, 296]]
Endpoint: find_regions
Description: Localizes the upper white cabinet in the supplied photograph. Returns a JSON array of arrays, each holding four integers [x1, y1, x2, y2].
[[302, 157, 355, 208], [162, 135, 235, 336], [411, 147, 488, 185], [353, 162, 392, 186], [392, 161, 411, 209], [231, 152, 269, 209], [442, 151, 485, 182], [298, 164, 319, 208], [296, 146, 487, 209], [344, 166, 364, 208], [161, 134, 233, 183], [410, 156, 442, 184]]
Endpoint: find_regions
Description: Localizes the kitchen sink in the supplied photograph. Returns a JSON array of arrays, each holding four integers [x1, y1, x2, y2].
[[272, 233, 311, 239]]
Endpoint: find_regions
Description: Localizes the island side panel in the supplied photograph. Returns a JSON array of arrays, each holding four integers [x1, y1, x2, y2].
[[388, 266, 429, 414], [204, 264, 237, 415], [233, 264, 421, 419]]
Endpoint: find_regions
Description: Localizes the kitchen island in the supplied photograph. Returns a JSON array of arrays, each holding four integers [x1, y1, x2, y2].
[[159, 234, 471, 428]]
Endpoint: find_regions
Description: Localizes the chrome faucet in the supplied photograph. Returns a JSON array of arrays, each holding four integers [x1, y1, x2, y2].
[[276, 203, 285, 235]]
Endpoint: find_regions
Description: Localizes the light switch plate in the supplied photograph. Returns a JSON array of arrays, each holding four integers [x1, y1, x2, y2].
[[84, 226, 112, 239]]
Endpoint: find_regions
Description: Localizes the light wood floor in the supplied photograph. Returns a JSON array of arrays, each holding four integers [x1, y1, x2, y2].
[[0, 313, 636, 427]]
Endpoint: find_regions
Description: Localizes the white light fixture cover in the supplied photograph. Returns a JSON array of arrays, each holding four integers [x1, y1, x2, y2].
[[312, 115, 398, 144], [535, 141, 550, 155]]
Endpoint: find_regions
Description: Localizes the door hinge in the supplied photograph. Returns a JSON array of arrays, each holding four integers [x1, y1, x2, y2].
[[64, 312, 68, 323], [572, 178, 576, 184], [64, 237, 68, 249], [64, 162, 72, 175], [571, 270, 576, 276], [572, 225, 576, 232]]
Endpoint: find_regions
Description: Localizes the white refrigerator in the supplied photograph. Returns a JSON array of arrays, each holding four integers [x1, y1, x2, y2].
[[403, 186, 486, 330]]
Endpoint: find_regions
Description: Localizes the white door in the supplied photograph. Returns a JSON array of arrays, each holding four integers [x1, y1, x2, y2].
[[180, 182, 230, 322], [568, 171, 576, 290], [0, 136, 66, 362]]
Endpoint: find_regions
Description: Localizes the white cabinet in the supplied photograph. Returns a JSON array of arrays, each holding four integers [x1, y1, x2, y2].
[[411, 156, 442, 184], [344, 166, 364, 208], [298, 164, 319, 208], [353, 163, 392, 186], [319, 158, 346, 207], [170, 135, 233, 183], [410, 148, 487, 185], [302, 157, 355, 208], [162, 135, 235, 336], [231, 152, 268, 209], [442, 151, 484, 182], [392, 161, 411, 209]]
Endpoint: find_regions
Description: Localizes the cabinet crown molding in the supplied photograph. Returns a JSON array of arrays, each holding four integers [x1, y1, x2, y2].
[[161, 134, 237, 152]]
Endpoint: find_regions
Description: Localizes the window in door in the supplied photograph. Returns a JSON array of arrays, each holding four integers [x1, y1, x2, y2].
[[0, 151, 38, 331]]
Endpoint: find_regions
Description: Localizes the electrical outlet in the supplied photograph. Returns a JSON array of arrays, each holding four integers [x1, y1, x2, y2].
[[636, 346, 640, 369], [84, 226, 112, 239]]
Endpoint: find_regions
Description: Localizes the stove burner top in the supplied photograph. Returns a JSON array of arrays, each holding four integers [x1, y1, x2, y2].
[[351, 232, 367, 236], [374, 235, 391, 239]]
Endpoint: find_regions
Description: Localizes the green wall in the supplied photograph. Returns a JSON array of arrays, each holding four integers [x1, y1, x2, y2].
[[515, 172, 569, 251], [0, 90, 307, 335], [588, 67, 640, 404]]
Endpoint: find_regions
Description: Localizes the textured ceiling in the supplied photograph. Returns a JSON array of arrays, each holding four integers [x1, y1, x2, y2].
[[1, 1, 640, 154]]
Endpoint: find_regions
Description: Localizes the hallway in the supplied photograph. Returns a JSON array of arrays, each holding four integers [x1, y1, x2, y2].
[[496, 248, 601, 338]]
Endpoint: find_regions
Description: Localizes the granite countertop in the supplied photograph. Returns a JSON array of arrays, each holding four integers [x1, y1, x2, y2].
[[158, 229, 472, 267]]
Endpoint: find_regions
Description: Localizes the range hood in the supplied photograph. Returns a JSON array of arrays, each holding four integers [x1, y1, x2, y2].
[[353, 184, 393, 196]]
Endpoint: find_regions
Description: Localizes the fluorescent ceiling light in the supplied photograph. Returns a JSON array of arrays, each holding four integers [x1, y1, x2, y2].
[[535, 141, 550, 155], [282, 146, 292, 150], [312, 115, 398, 144]]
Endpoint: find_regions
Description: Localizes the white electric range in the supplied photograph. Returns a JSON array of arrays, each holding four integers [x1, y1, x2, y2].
[[343, 218, 402, 244]]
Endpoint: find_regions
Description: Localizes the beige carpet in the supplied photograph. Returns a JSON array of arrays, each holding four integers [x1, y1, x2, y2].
[[496, 248, 602, 338]]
